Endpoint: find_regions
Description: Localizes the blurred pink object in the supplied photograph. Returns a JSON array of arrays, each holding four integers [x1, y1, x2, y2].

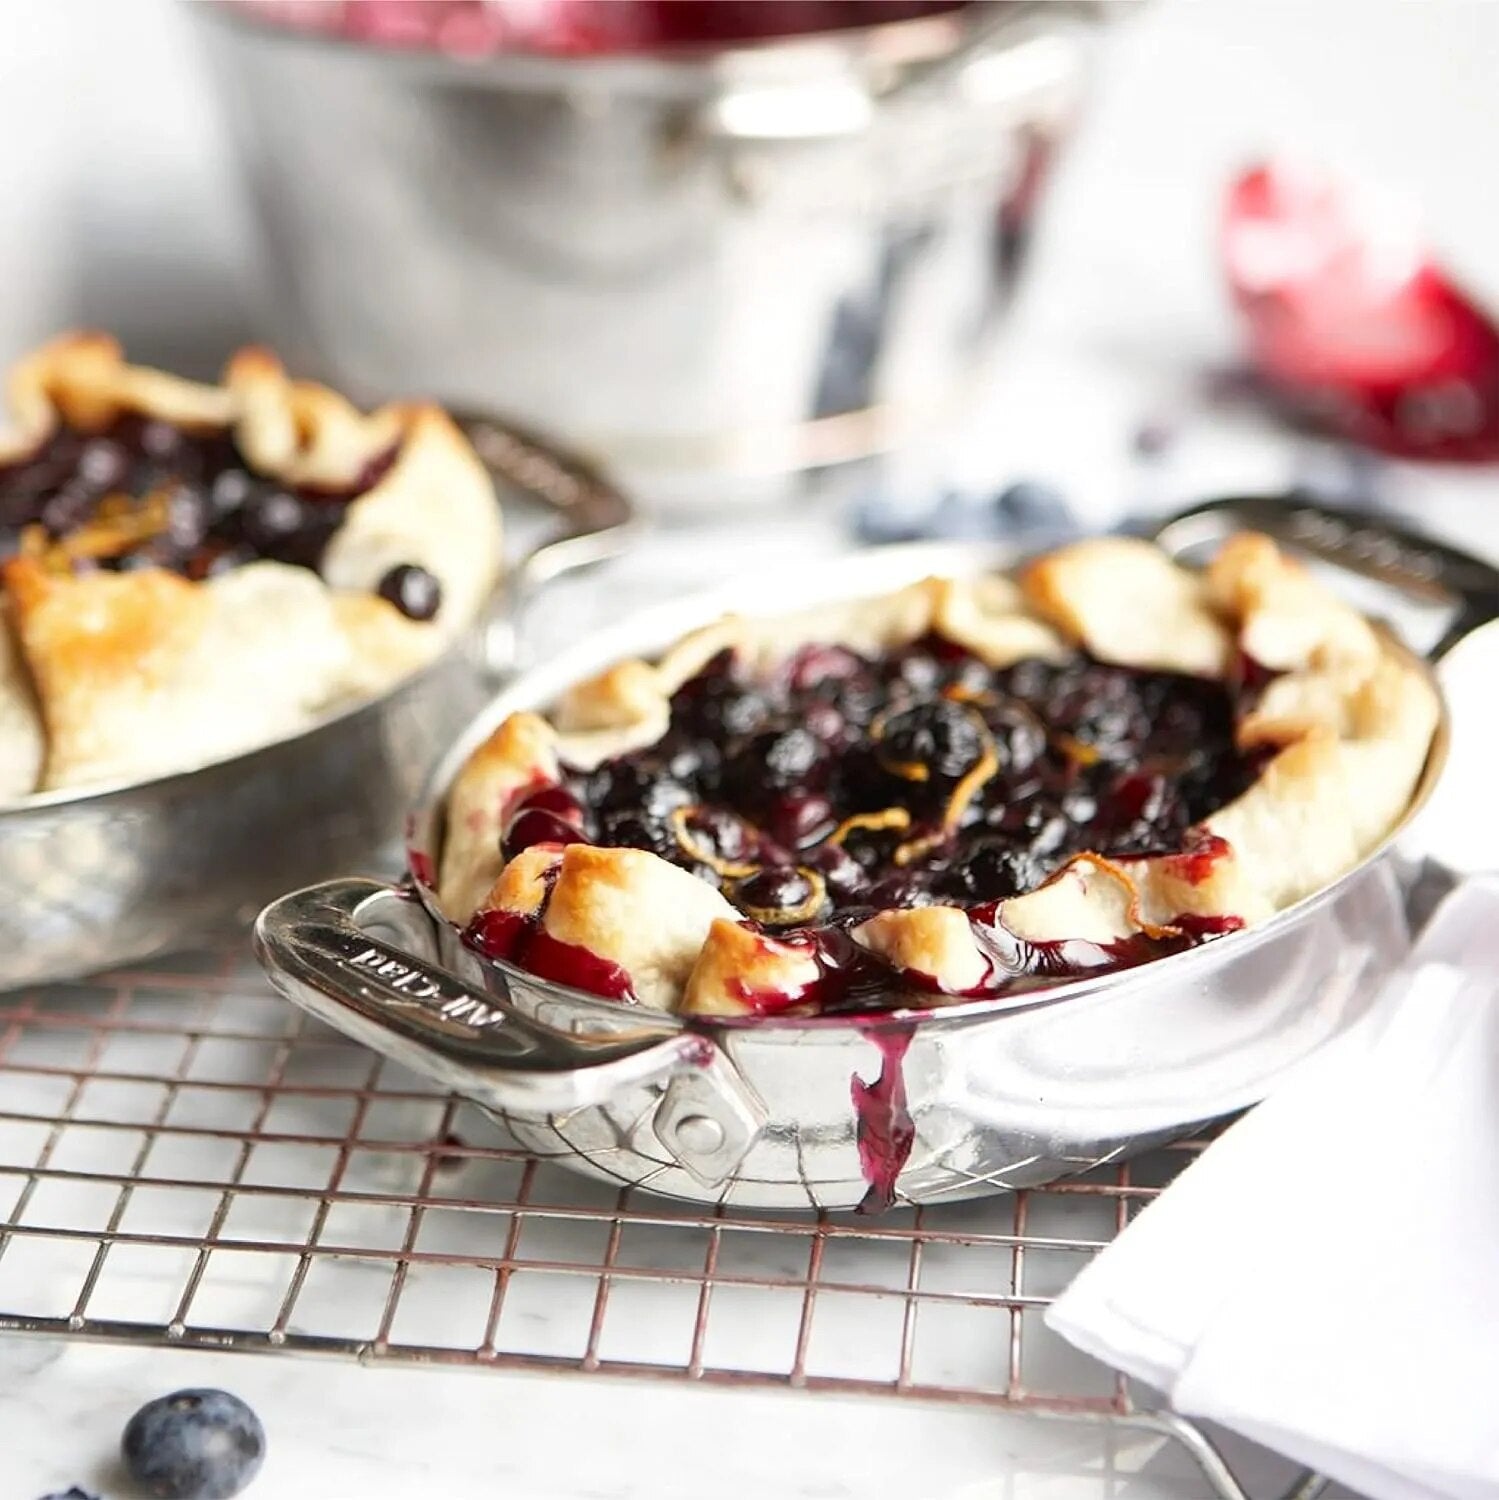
[[233, 0, 966, 56], [1224, 161, 1499, 461]]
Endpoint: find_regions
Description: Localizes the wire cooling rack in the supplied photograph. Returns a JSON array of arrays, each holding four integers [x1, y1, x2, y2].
[[0, 946, 1315, 1500]]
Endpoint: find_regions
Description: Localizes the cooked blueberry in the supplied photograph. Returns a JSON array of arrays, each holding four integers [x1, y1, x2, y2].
[[732, 866, 824, 923], [726, 727, 825, 804], [955, 842, 1048, 901], [504, 807, 589, 856], [783, 642, 868, 694], [1003, 657, 1054, 702], [663, 739, 716, 785], [1104, 771, 1171, 828], [679, 804, 754, 862], [1060, 787, 1098, 825], [165, 485, 214, 547], [240, 489, 305, 551], [766, 791, 836, 849], [0, 413, 389, 583], [521, 784, 586, 821], [75, 436, 131, 491], [800, 700, 847, 747], [684, 860, 723, 890], [806, 840, 869, 900], [200, 545, 256, 578], [39, 483, 95, 536], [139, 419, 186, 462], [208, 469, 257, 517], [669, 654, 772, 741], [121, 1388, 265, 1500], [985, 701, 1047, 774], [272, 508, 341, 570], [635, 775, 693, 824], [599, 810, 676, 857], [866, 872, 935, 909], [884, 645, 942, 696], [876, 700, 985, 781], [503, 786, 590, 856], [377, 562, 443, 622]]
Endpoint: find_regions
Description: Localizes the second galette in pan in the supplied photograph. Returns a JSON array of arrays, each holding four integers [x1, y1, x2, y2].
[[0, 333, 504, 799]]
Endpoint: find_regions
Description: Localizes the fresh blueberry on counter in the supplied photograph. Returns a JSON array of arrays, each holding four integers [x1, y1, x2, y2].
[[121, 1389, 265, 1499], [39, 1488, 99, 1500]]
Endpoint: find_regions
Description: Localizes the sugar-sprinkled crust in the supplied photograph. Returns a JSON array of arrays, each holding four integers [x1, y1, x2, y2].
[[0, 333, 503, 796], [439, 534, 1439, 1017]]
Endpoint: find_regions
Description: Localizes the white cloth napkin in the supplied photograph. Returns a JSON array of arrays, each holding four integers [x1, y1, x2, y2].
[[1047, 876, 1499, 1500]]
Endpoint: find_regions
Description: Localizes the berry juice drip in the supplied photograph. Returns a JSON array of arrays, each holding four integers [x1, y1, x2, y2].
[[851, 1029, 915, 1214]]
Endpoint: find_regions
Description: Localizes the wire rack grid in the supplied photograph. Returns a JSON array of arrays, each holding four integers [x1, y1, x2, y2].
[[0, 945, 1313, 1500]]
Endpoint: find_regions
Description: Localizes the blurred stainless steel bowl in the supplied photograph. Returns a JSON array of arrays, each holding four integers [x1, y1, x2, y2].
[[195, 2, 1107, 509]]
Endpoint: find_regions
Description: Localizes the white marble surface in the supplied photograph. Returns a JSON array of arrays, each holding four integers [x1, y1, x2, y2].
[[6, 1336, 1325, 1500]]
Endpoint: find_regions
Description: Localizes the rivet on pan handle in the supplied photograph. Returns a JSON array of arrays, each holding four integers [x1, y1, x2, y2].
[[253, 878, 763, 1186], [1151, 492, 1499, 660]]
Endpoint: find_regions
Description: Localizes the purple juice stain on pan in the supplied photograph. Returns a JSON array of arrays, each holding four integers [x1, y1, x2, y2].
[[851, 1026, 915, 1214]]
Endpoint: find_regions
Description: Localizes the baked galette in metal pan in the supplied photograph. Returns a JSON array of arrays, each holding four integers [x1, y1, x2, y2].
[[0, 334, 503, 799], [438, 533, 1438, 1017]]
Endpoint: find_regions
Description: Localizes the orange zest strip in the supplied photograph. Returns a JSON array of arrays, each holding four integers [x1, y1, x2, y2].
[[1048, 852, 1184, 941], [670, 806, 758, 880], [731, 866, 828, 927], [827, 807, 911, 844]]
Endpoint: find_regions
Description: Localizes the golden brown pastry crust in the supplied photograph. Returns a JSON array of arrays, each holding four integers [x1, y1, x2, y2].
[[439, 713, 560, 921], [0, 334, 503, 798], [442, 535, 1439, 1016]]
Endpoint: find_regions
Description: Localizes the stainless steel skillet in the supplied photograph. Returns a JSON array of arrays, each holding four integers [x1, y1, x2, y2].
[[254, 497, 1497, 1212], [0, 417, 636, 989]]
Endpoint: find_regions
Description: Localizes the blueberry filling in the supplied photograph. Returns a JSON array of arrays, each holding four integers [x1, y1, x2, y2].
[[466, 635, 1268, 1012], [0, 413, 428, 598]]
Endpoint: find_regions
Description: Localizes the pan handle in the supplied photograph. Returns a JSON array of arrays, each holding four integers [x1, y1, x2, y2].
[[253, 878, 763, 1186], [456, 414, 645, 682], [1151, 493, 1499, 660]]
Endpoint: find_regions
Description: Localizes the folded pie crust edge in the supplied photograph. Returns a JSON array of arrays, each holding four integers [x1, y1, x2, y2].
[[440, 534, 1439, 1017], [0, 333, 504, 796]]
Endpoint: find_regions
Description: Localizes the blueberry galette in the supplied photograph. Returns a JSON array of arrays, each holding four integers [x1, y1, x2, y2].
[[438, 534, 1438, 1017], [0, 334, 503, 797]]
